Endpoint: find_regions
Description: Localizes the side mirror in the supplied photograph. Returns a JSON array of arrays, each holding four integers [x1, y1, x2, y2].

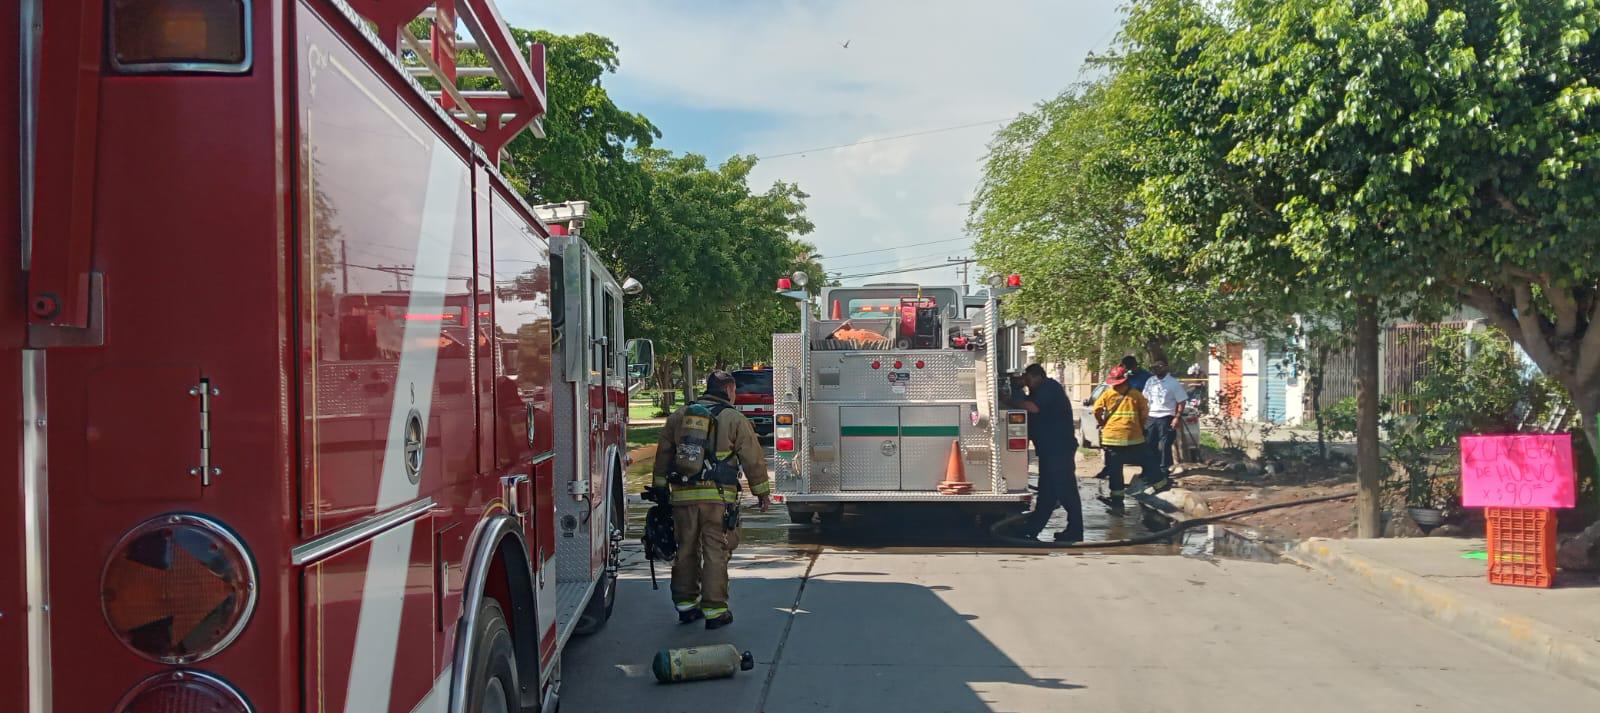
[[621, 277, 644, 295], [625, 338, 655, 379]]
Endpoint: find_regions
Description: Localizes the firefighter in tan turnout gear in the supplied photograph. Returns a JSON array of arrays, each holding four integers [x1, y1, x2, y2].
[[652, 371, 772, 629]]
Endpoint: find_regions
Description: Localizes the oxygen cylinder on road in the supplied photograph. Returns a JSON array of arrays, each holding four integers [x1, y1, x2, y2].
[[652, 644, 755, 683]]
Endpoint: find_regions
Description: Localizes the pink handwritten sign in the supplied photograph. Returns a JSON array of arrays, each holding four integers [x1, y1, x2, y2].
[[1460, 434, 1576, 508]]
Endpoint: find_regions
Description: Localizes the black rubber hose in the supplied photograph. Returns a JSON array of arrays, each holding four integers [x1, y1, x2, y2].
[[989, 491, 1357, 548]]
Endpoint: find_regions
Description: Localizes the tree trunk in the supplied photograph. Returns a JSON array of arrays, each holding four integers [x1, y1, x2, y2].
[[1145, 337, 1170, 367], [1577, 395, 1600, 511], [683, 353, 696, 406], [1354, 297, 1383, 538], [654, 362, 674, 414], [1312, 344, 1329, 461]]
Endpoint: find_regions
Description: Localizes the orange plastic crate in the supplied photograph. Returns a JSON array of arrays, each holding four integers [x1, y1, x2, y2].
[[1485, 507, 1557, 588]]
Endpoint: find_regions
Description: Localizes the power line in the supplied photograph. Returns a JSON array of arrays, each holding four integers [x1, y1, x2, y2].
[[835, 258, 973, 281], [755, 118, 1013, 160], [824, 236, 971, 260]]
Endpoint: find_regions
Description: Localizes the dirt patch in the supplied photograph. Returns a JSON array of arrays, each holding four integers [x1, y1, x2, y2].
[[1174, 458, 1359, 540]]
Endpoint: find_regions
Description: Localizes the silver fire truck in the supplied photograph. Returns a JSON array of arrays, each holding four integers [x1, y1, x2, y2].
[[770, 281, 1034, 524]]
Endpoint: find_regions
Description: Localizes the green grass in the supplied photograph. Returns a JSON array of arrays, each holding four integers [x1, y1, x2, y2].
[[627, 424, 662, 450], [624, 398, 662, 422]]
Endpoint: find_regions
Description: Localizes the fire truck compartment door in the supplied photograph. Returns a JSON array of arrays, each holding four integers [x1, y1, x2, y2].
[[88, 366, 203, 501], [837, 406, 899, 491], [898, 406, 961, 491]]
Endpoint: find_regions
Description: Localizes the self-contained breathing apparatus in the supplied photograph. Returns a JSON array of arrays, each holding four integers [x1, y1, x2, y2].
[[669, 401, 744, 531], [639, 400, 746, 589]]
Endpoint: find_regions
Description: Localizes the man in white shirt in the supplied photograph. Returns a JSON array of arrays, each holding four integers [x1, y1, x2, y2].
[[1142, 360, 1189, 478]]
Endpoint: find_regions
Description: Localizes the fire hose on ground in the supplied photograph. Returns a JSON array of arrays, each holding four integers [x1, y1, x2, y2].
[[989, 491, 1358, 549]]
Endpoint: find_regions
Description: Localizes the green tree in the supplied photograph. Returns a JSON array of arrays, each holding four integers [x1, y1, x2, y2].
[[623, 151, 814, 403], [969, 79, 1286, 371], [405, 20, 817, 399], [1117, 0, 1600, 531]]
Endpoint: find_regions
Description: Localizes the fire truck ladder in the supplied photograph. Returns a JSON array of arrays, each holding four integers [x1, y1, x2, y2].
[[343, 0, 549, 162]]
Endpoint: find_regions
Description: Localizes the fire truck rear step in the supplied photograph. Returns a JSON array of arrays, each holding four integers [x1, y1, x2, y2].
[[553, 580, 596, 650]]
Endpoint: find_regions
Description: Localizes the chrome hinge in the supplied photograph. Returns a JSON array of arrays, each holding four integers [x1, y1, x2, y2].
[[189, 379, 221, 486], [568, 477, 590, 497]]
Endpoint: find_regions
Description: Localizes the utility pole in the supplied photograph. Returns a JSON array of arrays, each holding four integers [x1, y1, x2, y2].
[[340, 239, 349, 293], [947, 256, 973, 294]]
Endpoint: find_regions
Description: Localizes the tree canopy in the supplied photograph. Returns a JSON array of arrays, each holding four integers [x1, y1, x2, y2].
[[422, 24, 819, 376], [1116, 0, 1600, 461], [969, 78, 1272, 368]]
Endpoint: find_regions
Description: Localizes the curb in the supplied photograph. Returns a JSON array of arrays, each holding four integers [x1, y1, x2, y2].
[[1287, 538, 1600, 691]]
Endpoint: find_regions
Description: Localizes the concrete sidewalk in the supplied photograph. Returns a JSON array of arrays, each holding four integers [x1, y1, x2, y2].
[[1289, 537, 1600, 691]]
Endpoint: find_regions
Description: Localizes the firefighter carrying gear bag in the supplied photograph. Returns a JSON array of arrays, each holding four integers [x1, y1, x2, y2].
[[651, 371, 772, 630]]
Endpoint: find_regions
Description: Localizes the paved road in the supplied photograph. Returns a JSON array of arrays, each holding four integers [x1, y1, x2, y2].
[[561, 542, 1596, 712]]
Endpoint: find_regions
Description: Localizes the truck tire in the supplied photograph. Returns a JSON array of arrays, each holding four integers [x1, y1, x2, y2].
[[465, 598, 527, 713], [818, 510, 843, 527]]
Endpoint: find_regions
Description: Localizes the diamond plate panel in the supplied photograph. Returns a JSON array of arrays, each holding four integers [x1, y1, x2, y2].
[[983, 301, 1005, 493], [806, 404, 841, 492], [898, 406, 959, 490], [838, 406, 900, 490], [814, 351, 977, 401], [555, 493, 593, 584], [551, 381, 593, 584], [772, 333, 802, 400]]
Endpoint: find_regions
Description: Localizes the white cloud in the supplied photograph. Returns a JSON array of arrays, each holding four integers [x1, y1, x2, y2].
[[503, 0, 1123, 286]]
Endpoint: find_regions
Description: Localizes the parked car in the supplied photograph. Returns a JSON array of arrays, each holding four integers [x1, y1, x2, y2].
[[733, 369, 774, 440]]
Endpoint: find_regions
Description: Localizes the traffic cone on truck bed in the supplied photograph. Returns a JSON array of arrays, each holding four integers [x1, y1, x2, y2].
[[938, 439, 973, 494]]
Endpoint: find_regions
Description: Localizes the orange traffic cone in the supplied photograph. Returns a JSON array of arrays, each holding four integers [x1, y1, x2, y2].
[[938, 439, 973, 495], [830, 299, 842, 320]]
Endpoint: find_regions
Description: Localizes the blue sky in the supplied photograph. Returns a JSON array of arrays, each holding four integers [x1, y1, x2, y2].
[[502, 1, 1124, 286]]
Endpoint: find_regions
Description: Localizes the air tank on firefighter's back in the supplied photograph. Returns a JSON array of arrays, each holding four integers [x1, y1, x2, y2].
[[652, 645, 756, 683]]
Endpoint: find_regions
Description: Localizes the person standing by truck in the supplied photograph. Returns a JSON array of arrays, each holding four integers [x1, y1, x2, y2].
[[1093, 364, 1164, 506], [1006, 364, 1084, 542], [652, 371, 772, 629], [1142, 360, 1189, 479]]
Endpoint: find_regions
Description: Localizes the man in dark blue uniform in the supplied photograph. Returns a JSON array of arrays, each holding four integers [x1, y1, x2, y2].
[[1006, 363, 1083, 542]]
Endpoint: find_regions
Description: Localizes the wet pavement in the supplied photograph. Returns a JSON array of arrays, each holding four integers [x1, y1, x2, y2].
[[627, 470, 1209, 557]]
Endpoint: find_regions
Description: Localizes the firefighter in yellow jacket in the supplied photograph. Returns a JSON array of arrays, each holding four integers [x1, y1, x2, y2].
[[651, 370, 771, 629]]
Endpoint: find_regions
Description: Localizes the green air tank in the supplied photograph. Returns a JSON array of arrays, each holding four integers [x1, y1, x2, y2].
[[651, 645, 756, 683]]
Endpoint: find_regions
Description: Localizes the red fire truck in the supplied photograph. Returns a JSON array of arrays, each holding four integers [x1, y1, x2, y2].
[[3, 1, 651, 711]]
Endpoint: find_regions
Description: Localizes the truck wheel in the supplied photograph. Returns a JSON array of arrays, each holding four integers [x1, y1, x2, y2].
[[818, 510, 843, 528], [466, 598, 525, 713], [575, 568, 616, 636], [787, 511, 814, 526]]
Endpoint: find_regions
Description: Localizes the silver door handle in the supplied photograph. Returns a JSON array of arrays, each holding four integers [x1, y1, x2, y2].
[[880, 440, 897, 456], [501, 474, 530, 518]]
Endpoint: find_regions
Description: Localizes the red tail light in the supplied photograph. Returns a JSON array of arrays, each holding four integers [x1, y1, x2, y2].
[[1007, 437, 1028, 450], [117, 670, 251, 713], [776, 437, 795, 452]]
